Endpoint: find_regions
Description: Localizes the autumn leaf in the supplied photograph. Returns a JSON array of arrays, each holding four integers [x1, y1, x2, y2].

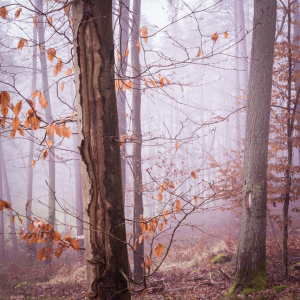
[[0, 200, 11, 211], [70, 112, 76, 120], [0, 6, 8, 19], [197, 49, 201, 57], [117, 50, 121, 62], [61, 82, 65, 91], [10, 130, 16, 139], [48, 16, 52, 27], [139, 233, 144, 244], [224, 31, 228, 39], [158, 193, 163, 202], [115, 77, 122, 91], [144, 256, 152, 271], [133, 240, 137, 251], [194, 196, 199, 204], [168, 181, 175, 188], [52, 230, 62, 241], [125, 46, 129, 57], [32, 90, 38, 99], [142, 26, 148, 43], [38, 91, 48, 109], [0, 91, 10, 107], [39, 44, 43, 51], [55, 124, 62, 137], [31, 116, 41, 130], [1, 105, 8, 117], [31, 160, 36, 168], [175, 141, 179, 150], [12, 215, 15, 223], [18, 128, 25, 136], [33, 15, 37, 28], [65, 68, 72, 76], [63, 2, 69, 17], [47, 48, 56, 63], [160, 182, 167, 193], [46, 123, 55, 138], [53, 58, 63, 76], [15, 8, 22, 19], [144, 77, 148, 88], [38, 247, 45, 262], [11, 117, 20, 131], [62, 124, 72, 138], [165, 77, 170, 85], [212, 32, 218, 42], [175, 199, 182, 212], [17, 39, 25, 50], [154, 243, 164, 258], [42, 149, 48, 160], [18, 215, 22, 224], [191, 171, 197, 179], [158, 222, 163, 231], [46, 139, 52, 148], [149, 79, 157, 89], [14, 100, 22, 116], [136, 40, 140, 53], [27, 99, 35, 110]]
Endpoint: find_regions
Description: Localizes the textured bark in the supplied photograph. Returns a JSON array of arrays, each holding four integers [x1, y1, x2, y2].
[[116, 0, 130, 205], [0, 137, 4, 259], [131, 0, 144, 281], [0, 140, 17, 251], [72, 1, 131, 299], [36, 0, 56, 229], [231, 0, 276, 295], [26, 24, 38, 256]]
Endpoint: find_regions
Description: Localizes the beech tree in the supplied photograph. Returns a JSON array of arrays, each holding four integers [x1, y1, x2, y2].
[[72, 0, 131, 299], [230, 0, 277, 295]]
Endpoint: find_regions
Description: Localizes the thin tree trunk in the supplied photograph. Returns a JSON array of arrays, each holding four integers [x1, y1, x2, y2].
[[0, 140, 18, 251], [230, 0, 276, 295], [283, 0, 293, 276], [26, 24, 38, 256], [117, 0, 130, 206], [0, 137, 4, 259], [72, 1, 131, 298], [131, 0, 144, 281], [36, 0, 56, 230]]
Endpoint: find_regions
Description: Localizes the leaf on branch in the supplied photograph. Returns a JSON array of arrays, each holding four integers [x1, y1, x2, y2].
[[63, 2, 69, 17], [0, 200, 11, 211], [70, 112, 76, 120], [159, 182, 167, 193], [42, 149, 48, 160], [133, 240, 137, 251], [17, 39, 26, 50], [149, 79, 157, 89], [38, 247, 45, 262], [33, 15, 37, 28], [46, 139, 52, 148], [0, 91, 10, 106], [52, 230, 62, 242], [136, 40, 140, 53], [142, 26, 148, 43], [18, 128, 25, 136], [65, 68, 72, 76], [175, 141, 179, 150], [38, 91, 48, 109], [224, 31, 228, 39], [15, 8, 22, 19], [123, 80, 132, 91], [158, 193, 163, 202], [61, 82, 65, 91], [117, 50, 121, 62], [144, 77, 148, 88], [194, 196, 199, 204], [144, 256, 152, 271], [31, 116, 41, 130], [39, 44, 43, 51], [32, 90, 38, 99], [12, 215, 15, 223], [48, 16, 52, 27], [125, 46, 129, 57], [139, 233, 144, 244], [31, 160, 36, 168], [27, 99, 35, 110], [55, 124, 62, 137], [0, 6, 8, 19], [158, 222, 163, 231], [53, 58, 63, 76], [197, 49, 201, 57], [115, 77, 122, 91], [25, 199, 31, 211], [168, 181, 175, 188], [1, 105, 8, 117], [0, 117, 5, 129], [154, 243, 164, 258], [62, 124, 72, 138], [212, 32, 218, 42], [14, 100, 22, 116], [191, 171, 197, 179], [175, 199, 182, 212], [47, 48, 56, 63], [18, 215, 22, 224], [11, 117, 20, 131], [10, 130, 16, 139]]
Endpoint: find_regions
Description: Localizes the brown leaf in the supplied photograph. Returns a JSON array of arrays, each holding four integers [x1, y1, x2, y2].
[[18, 215, 22, 224], [47, 48, 56, 63], [11, 117, 20, 131], [144, 77, 148, 88], [0, 200, 11, 211], [191, 171, 197, 179], [168, 181, 175, 188], [60, 82, 65, 91], [158, 222, 164, 231], [31, 160, 36, 168], [17, 39, 25, 50], [1, 105, 8, 117], [115, 77, 122, 91], [18, 127, 25, 136], [175, 199, 182, 212], [133, 240, 137, 251], [212, 32, 218, 42], [224, 31, 228, 39], [25, 199, 31, 211], [10, 130, 16, 139], [136, 39, 140, 53], [149, 78, 157, 89], [46, 139, 52, 148], [15, 8, 22, 19], [158, 193, 163, 202], [32, 90, 38, 99], [0, 6, 8, 19], [62, 124, 72, 138], [12, 215, 15, 223], [139, 233, 144, 244], [197, 49, 201, 57], [154, 243, 164, 258], [42, 149, 48, 160], [52, 230, 62, 242], [117, 50, 121, 62], [48, 16, 52, 27], [55, 124, 62, 137], [39, 44, 43, 51], [194, 196, 199, 204], [33, 15, 37, 28], [70, 112, 76, 120], [165, 78, 170, 85], [142, 26, 148, 43], [14, 100, 22, 117], [125, 46, 129, 57], [31, 116, 41, 130]]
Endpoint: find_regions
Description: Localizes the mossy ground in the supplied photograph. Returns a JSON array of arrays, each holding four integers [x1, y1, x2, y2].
[[273, 285, 288, 293], [212, 254, 232, 264]]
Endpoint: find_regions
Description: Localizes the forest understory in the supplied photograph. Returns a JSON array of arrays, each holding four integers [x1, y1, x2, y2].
[[2, 227, 300, 300]]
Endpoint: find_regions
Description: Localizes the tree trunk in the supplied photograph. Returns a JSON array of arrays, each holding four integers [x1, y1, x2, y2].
[[0, 140, 18, 251], [36, 0, 56, 230], [229, 0, 276, 295], [72, 1, 131, 299], [117, 0, 130, 205], [283, 0, 293, 276], [131, 0, 144, 281], [26, 24, 38, 256], [0, 137, 4, 259]]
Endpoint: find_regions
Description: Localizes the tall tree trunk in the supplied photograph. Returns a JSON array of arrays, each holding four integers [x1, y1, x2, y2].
[[131, 0, 144, 281], [117, 0, 130, 205], [26, 24, 38, 256], [283, 0, 293, 276], [36, 0, 56, 230], [72, 1, 131, 299], [0, 140, 18, 251], [0, 137, 4, 259], [229, 0, 276, 295]]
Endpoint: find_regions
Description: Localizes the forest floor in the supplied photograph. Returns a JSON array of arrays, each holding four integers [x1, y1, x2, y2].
[[1, 231, 300, 299]]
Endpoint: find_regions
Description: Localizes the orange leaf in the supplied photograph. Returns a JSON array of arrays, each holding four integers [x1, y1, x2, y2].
[[17, 38, 25, 50], [12, 215, 15, 223], [175, 199, 182, 212], [62, 124, 72, 138], [158, 222, 164, 231], [48, 16, 52, 27], [212, 32, 218, 42], [144, 77, 148, 88], [39, 44, 43, 51], [133, 240, 137, 251], [18, 215, 22, 224], [32, 90, 38, 99], [191, 171, 197, 179], [61, 82, 64, 91], [115, 77, 122, 91], [47, 48, 56, 63], [149, 78, 157, 89], [158, 193, 163, 202], [224, 31, 228, 39], [142, 26, 148, 43], [0, 200, 11, 211], [14, 100, 22, 117], [1, 105, 8, 117], [31, 160, 36, 168], [117, 50, 121, 62], [42, 149, 48, 160], [31, 116, 41, 130], [139, 233, 144, 244], [0, 6, 8, 19], [168, 181, 175, 188], [33, 15, 37, 28], [52, 230, 62, 242], [11, 117, 20, 131], [10, 130, 16, 139], [165, 77, 170, 85], [46, 139, 52, 148], [197, 49, 201, 57], [154, 243, 164, 258], [15, 8, 22, 19], [0, 91, 10, 107], [194, 196, 199, 204], [18, 127, 25, 136], [175, 141, 179, 150], [125, 46, 129, 57], [70, 112, 76, 120], [136, 40, 140, 53], [37, 247, 46, 262]]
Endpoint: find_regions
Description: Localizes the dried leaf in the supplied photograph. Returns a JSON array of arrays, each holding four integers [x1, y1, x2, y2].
[[142, 26, 148, 43], [212, 32, 218, 42], [0, 200, 11, 211], [38, 247, 45, 262], [10, 130, 16, 139], [175, 141, 179, 150], [70, 112, 76, 120], [139, 233, 144, 244], [47, 48, 56, 63], [17, 39, 25, 50], [158, 222, 163, 231], [136, 39, 140, 53], [158, 193, 163, 202], [48, 16, 52, 27], [42, 149, 48, 160], [18, 215, 22, 224], [31, 160, 36, 168], [168, 181, 175, 188], [18, 127, 25, 136], [46, 139, 52, 148], [191, 171, 197, 179], [14, 100, 22, 116], [32, 90, 38, 99], [15, 8, 22, 19], [1, 105, 8, 117], [62, 124, 72, 138], [154, 243, 164, 258], [61, 82, 65, 91], [149, 78, 157, 89], [33, 15, 37, 28], [115, 77, 122, 91], [0, 6, 8, 19], [175, 199, 182, 212], [224, 31, 228, 39], [11, 117, 20, 131], [144, 77, 148, 88], [194, 196, 199, 204], [12, 215, 15, 223], [117, 50, 121, 62], [197, 49, 201, 57], [125, 46, 129, 57]]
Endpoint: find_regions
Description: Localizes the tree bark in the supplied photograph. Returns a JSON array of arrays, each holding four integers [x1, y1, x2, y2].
[[230, 0, 276, 295], [131, 0, 144, 281], [0, 140, 18, 251], [72, 1, 131, 299]]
